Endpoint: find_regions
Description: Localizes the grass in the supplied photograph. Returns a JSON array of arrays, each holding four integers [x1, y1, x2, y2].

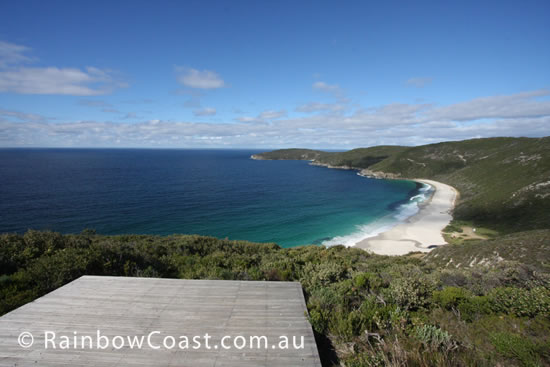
[[443, 220, 499, 245]]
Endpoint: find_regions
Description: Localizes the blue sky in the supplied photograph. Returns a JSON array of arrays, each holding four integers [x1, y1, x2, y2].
[[1, 0, 549, 148]]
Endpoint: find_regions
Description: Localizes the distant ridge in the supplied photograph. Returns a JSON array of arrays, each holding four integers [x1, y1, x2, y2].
[[254, 137, 550, 232]]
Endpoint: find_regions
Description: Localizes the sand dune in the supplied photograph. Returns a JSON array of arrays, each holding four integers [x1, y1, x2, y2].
[[355, 179, 458, 255]]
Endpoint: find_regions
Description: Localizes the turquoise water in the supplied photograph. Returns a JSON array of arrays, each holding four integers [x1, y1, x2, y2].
[[0, 149, 426, 248]]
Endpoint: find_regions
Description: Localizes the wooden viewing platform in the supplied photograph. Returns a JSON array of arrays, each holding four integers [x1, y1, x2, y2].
[[0, 276, 321, 366]]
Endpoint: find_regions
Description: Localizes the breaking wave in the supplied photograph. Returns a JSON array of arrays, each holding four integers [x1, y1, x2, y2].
[[322, 182, 433, 247]]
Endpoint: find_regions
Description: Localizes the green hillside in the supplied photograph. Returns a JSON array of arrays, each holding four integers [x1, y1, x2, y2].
[[251, 148, 323, 160], [1, 230, 549, 366], [255, 137, 550, 232], [253, 145, 407, 168], [2, 138, 549, 366], [316, 146, 408, 168], [425, 229, 550, 272], [370, 137, 550, 232]]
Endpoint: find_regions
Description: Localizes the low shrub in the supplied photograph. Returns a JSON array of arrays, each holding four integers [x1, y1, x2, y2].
[[488, 287, 550, 318], [490, 332, 542, 367], [2, 230, 550, 366], [433, 286, 472, 309], [307, 307, 328, 334], [387, 277, 435, 311], [300, 261, 348, 288], [413, 324, 457, 352], [456, 295, 491, 322], [328, 308, 367, 341]]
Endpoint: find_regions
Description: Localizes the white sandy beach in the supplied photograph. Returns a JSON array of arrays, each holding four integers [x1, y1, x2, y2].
[[354, 179, 458, 255]]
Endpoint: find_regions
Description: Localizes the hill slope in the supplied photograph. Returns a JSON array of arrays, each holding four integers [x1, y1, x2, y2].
[[252, 148, 323, 161], [254, 137, 550, 232], [1, 230, 549, 366], [252, 145, 407, 168], [425, 229, 550, 272]]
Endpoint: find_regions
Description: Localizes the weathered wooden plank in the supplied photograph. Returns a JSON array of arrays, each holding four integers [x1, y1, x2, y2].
[[0, 276, 321, 367]]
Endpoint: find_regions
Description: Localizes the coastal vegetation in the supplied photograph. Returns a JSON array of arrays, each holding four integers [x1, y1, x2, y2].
[[2, 137, 549, 366], [253, 146, 407, 169], [253, 137, 550, 233], [1, 230, 550, 366]]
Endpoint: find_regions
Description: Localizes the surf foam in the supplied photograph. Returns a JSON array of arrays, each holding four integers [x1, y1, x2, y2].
[[322, 182, 433, 247]]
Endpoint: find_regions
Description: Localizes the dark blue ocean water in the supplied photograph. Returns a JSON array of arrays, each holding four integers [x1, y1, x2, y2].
[[0, 149, 422, 248]]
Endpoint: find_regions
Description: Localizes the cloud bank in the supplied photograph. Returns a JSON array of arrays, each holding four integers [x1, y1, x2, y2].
[[1, 89, 549, 148], [0, 40, 547, 149], [0, 41, 126, 95]]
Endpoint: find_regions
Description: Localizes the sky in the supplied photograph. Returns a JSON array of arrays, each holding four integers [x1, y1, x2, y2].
[[0, 0, 549, 149]]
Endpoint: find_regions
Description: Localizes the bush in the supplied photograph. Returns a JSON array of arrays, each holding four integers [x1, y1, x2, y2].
[[300, 261, 348, 288], [388, 306, 409, 331], [344, 351, 385, 367], [488, 287, 550, 318], [352, 272, 368, 289], [433, 286, 472, 309], [444, 224, 463, 233], [260, 259, 295, 280], [308, 307, 328, 334], [2, 230, 550, 366], [328, 308, 367, 341], [413, 324, 457, 352], [456, 295, 491, 322], [387, 277, 435, 310], [357, 296, 382, 331], [490, 332, 542, 367]]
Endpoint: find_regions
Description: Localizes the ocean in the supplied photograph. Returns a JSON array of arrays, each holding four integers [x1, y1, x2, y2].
[[0, 149, 430, 248]]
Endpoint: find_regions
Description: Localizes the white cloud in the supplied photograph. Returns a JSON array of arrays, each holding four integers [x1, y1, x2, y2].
[[236, 109, 286, 123], [193, 107, 217, 116], [0, 41, 33, 67], [0, 40, 126, 95], [425, 90, 550, 121], [313, 81, 341, 93], [406, 77, 433, 88], [1, 89, 549, 149], [0, 67, 125, 95], [175, 67, 225, 89], [258, 109, 286, 119], [78, 99, 122, 114], [312, 81, 348, 102], [2, 114, 547, 149], [79, 99, 113, 108], [0, 108, 46, 122], [236, 116, 258, 123], [296, 102, 346, 113]]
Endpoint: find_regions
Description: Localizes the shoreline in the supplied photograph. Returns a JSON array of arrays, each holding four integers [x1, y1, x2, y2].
[[250, 156, 459, 254], [354, 178, 458, 255]]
